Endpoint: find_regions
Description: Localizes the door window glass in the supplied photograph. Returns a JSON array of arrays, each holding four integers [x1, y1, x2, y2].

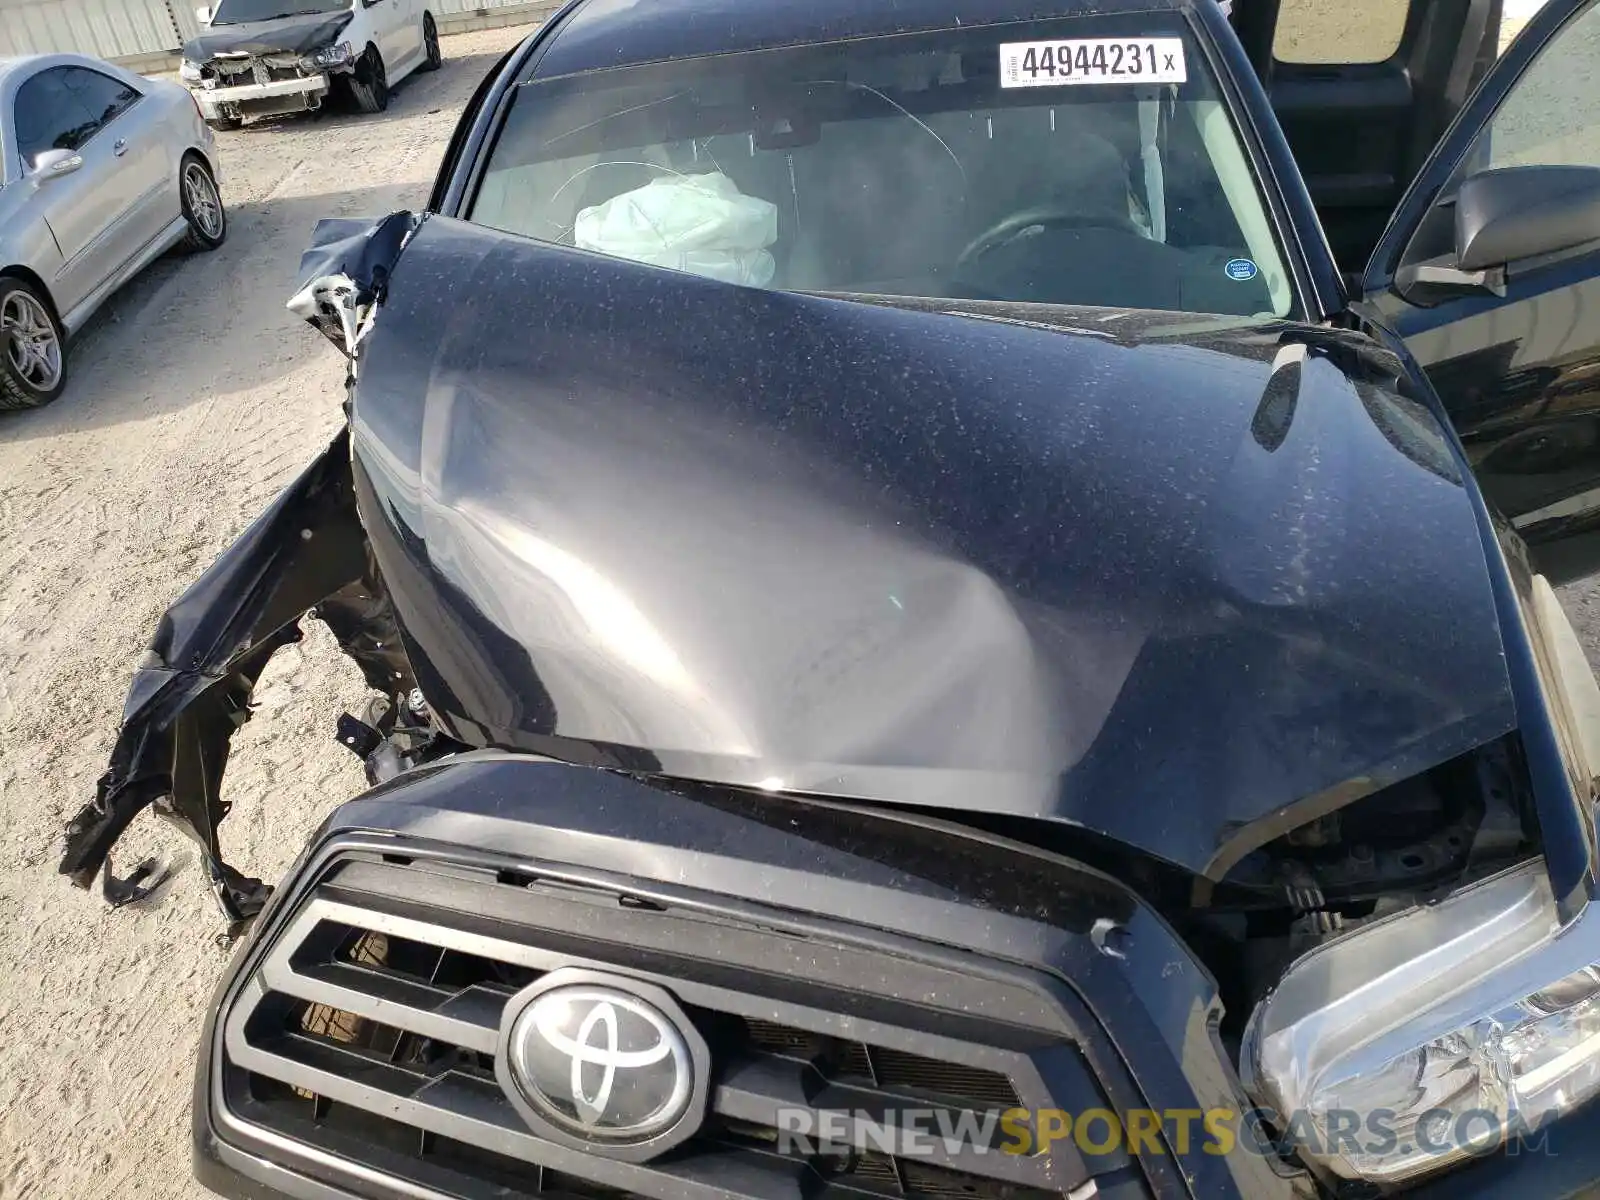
[[59, 68, 141, 133], [1476, 0, 1600, 169], [12, 65, 138, 167], [1400, 0, 1600, 268], [13, 69, 92, 164]]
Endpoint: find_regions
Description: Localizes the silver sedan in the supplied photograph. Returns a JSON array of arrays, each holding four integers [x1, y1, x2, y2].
[[0, 52, 226, 409]]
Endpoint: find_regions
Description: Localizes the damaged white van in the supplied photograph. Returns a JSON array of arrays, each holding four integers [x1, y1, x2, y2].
[[178, 0, 442, 130]]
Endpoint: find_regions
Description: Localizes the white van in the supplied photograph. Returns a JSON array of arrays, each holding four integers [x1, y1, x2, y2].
[[178, 0, 441, 129]]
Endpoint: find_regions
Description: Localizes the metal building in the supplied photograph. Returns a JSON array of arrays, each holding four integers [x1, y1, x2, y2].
[[0, 0, 549, 71]]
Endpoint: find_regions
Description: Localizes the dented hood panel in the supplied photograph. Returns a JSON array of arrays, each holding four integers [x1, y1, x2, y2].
[[347, 216, 1516, 876]]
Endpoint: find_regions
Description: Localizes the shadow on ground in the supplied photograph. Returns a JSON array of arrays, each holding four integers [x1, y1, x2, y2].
[[0, 182, 414, 443]]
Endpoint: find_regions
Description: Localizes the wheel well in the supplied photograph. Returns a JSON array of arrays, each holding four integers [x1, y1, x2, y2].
[[0, 265, 61, 327], [181, 146, 215, 175]]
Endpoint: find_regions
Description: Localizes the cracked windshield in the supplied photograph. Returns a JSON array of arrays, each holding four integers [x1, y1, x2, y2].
[[472, 18, 1295, 318]]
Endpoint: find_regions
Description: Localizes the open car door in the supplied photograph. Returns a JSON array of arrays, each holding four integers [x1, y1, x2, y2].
[[1236, 0, 1503, 272], [1359, 0, 1600, 583]]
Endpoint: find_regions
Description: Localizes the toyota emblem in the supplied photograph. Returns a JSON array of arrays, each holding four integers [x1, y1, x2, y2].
[[496, 970, 710, 1158]]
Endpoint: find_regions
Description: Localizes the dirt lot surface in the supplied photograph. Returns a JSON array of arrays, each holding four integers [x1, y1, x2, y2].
[[0, 26, 530, 1198], [2, 11, 1598, 1200]]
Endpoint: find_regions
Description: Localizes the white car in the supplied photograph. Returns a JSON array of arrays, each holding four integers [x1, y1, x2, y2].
[[178, 0, 442, 129], [0, 53, 224, 409]]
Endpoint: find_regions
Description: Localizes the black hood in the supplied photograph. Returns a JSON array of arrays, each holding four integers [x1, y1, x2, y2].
[[342, 215, 1518, 879], [183, 11, 351, 61]]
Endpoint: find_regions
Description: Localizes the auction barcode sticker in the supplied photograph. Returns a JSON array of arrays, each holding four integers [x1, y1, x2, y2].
[[998, 38, 1187, 87]]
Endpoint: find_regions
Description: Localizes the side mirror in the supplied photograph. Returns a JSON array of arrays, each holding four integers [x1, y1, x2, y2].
[[31, 148, 84, 181], [195, 5, 212, 24], [1396, 165, 1600, 300], [1456, 165, 1600, 270]]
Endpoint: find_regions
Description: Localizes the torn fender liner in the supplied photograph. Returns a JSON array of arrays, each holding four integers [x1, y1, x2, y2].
[[59, 429, 412, 924], [59, 211, 420, 923]]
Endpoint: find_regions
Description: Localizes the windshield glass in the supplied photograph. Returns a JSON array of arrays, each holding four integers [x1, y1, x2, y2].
[[472, 16, 1294, 318], [209, 0, 348, 25]]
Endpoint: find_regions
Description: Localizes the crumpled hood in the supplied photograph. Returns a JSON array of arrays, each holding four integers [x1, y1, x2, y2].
[[344, 215, 1517, 878], [183, 11, 352, 61]]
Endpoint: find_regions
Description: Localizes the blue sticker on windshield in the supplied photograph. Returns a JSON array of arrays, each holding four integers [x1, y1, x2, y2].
[[1225, 257, 1258, 281]]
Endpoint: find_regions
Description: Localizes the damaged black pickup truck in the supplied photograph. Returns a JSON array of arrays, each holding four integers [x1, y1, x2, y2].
[[57, 0, 1600, 1195]]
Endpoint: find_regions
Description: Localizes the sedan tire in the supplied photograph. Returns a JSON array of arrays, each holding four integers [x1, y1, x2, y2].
[[179, 155, 227, 252], [0, 276, 67, 410]]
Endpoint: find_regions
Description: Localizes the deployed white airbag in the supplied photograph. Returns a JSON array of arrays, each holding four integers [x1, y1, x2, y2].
[[574, 171, 779, 286]]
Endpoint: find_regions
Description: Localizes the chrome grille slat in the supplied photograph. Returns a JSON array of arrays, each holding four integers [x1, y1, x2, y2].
[[323, 861, 1066, 1036], [435, 985, 515, 1029], [260, 1030, 441, 1092], [713, 1059, 1050, 1187], [244, 1011, 1057, 1190], [264, 897, 1065, 1081], [237, 1004, 770, 1192], [268, 958, 504, 1054], [281, 896, 578, 974], [221, 860, 1120, 1200]]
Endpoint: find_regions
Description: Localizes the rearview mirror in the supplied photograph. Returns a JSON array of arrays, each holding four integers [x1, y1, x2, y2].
[[31, 148, 84, 180], [1456, 165, 1600, 271], [195, 5, 212, 24]]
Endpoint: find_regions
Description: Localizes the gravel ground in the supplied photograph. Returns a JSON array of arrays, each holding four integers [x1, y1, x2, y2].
[[0, 26, 529, 1198], [2, 12, 1598, 1200]]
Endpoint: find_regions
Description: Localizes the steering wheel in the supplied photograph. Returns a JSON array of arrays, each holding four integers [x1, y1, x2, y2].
[[956, 206, 1141, 269]]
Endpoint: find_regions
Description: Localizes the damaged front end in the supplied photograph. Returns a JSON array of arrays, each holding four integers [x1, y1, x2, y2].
[[180, 12, 360, 123], [57, 431, 412, 926], [65, 205, 1600, 1198], [58, 206, 1551, 943], [59, 214, 425, 929]]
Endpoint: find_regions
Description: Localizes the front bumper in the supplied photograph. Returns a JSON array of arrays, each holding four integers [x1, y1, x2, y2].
[[192, 75, 329, 120], [189, 755, 1600, 1200], [191, 754, 1245, 1200]]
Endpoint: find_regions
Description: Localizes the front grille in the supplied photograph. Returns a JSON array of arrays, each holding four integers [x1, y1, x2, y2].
[[217, 854, 1135, 1200]]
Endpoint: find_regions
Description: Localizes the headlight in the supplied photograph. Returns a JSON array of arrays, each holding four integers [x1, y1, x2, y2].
[[1243, 857, 1600, 1185], [304, 41, 353, 69], [179, 59, 203, 81]]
